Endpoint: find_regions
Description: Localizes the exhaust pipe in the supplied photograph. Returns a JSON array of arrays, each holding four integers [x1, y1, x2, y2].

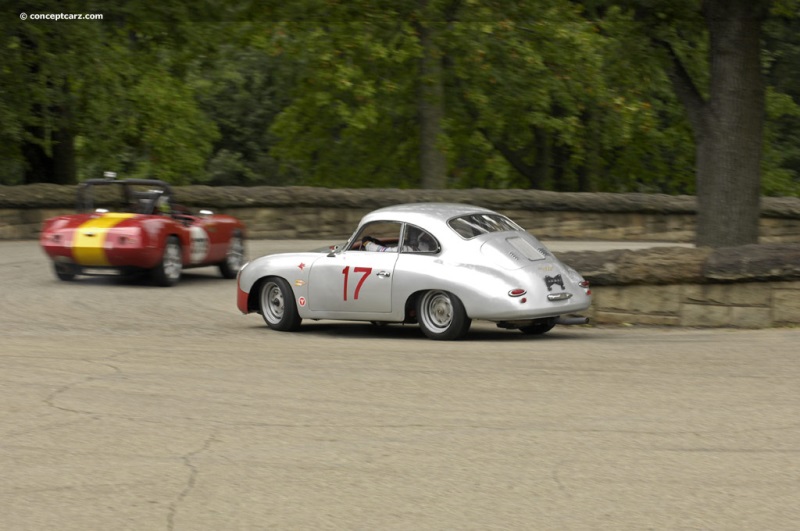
[[557, 316, 589, 326]]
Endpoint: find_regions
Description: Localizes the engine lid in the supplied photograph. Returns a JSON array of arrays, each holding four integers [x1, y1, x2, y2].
[[480, 235, 550, 271]]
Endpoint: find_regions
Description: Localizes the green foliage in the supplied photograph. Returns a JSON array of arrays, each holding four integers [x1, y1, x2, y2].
[[0, 0, 221, 184], [252, 0, 715, 192], [195, 47, 286, 185], [762, 8, 800, 196], [0, 0, 798, 197], [436, 1, 697, 192], [259, 1, 423, 187], [591, 4, 697, 193]]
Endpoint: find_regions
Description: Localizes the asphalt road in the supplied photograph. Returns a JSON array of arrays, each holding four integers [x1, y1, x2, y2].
[[2, 240, 799, 530]]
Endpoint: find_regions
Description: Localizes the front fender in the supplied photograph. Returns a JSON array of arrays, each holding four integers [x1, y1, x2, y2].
[[238, 252, 325, 313]]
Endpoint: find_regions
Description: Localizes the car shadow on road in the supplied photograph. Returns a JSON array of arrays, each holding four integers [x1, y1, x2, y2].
[[51, 269, 234, 288], [257, 321, 590, 342]]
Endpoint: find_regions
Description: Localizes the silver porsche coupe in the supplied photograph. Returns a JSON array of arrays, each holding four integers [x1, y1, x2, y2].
[[236, 203, 592, 340]]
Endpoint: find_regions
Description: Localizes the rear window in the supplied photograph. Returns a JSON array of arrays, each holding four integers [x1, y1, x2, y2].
[[448, 213, 523, 239]]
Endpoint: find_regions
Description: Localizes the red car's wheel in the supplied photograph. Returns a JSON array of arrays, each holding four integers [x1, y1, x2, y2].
[[151, 236, 182, 287], [54, 262, 77, 281], [219, 230, 245, 279]]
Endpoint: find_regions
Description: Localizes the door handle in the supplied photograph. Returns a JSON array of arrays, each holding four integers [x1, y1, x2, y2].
[[376, 271, 391, 278]]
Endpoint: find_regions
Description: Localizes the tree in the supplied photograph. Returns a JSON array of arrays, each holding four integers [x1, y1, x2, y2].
[[0, 0, 220, 185], [194, 46, 293, 186], [416, 0, 448, 189], [5, 0, 797, 203], [261, 0, 436, 187], [762, 6, 800, 196], [664, 1, 766, 247], [261, 0, 682, 191], [442, 1, 677, 191], [595, 0, 769, 247]]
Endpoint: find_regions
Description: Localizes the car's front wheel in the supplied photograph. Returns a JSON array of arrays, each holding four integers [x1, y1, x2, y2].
[[259, 277, 302, 331], [151, 236, 182, 287], [219, 230, 245, 279], [416, 290, 471, 340]]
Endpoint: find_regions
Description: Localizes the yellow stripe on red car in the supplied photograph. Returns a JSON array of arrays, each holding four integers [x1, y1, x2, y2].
[[72, 213, 137, 266]]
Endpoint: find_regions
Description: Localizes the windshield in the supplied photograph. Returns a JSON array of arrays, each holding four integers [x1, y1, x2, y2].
[[77, 179, 173, 215], [448, 213, 524, 239]]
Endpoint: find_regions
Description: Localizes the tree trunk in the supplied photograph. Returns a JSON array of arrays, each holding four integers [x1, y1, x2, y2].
[[532, 127, 551, 189], [23, 84, 77, 184], [23, 126, 76, 185], [417, 5, 447, 189], [655, 0, 766, 247], [694, 0, 765, 247], [22, 134, 53, 184]]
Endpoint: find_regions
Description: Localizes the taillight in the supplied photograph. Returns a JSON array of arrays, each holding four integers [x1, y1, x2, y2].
[[508, 288, 526, 297], [114, 228, 141, 246], [578, 280, 591, 295]]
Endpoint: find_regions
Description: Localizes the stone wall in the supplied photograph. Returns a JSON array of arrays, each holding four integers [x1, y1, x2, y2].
[[2, 184, 800, 242], [583, 281, 800, 327], [557, 244, 800, 328]]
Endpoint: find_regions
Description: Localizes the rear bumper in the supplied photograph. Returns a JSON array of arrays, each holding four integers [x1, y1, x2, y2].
[[469, 293, 592, 321], [43, 244, 162, 269]]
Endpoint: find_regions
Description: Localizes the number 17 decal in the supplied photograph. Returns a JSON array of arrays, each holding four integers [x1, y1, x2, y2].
[[342, 266, 372, 301]]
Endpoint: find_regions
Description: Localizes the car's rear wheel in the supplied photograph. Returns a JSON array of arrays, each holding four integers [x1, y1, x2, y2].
[[519, 317, 557, 335], [259, 277, 302, 331], [416, 290, 471, 340], [219, 231, 245, 279], [54, 262, 77, 281], [151, 236, 182, 287]]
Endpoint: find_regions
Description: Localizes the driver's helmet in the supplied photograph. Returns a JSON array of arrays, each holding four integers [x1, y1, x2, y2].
[[155, 193, 171, 215], [406, 226, 433, 251], [416, 231, 434, 251]]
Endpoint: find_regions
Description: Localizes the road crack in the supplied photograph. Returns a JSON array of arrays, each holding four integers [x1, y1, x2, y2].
[[43, 351, 129, 416], [167, 431, 218, 531]]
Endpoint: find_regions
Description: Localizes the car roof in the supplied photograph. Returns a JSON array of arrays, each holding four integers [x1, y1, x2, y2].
[[362, 203, 498, 226]]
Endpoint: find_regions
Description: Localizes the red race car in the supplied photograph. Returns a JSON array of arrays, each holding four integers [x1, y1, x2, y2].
[[40, 177, 246, 286]]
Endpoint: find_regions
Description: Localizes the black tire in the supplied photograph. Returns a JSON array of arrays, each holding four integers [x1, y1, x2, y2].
[[219, 230, 245, 279], [151, 236, 182, 287], [416, 290, 471, 340], [54, 262, 77, 281], [519, 317, 557, 335], [259, 277, 302, 331]]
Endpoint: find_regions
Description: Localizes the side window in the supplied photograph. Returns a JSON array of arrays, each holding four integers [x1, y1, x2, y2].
[[402, 225, 439, 254], [349, 221, 403, 252]]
